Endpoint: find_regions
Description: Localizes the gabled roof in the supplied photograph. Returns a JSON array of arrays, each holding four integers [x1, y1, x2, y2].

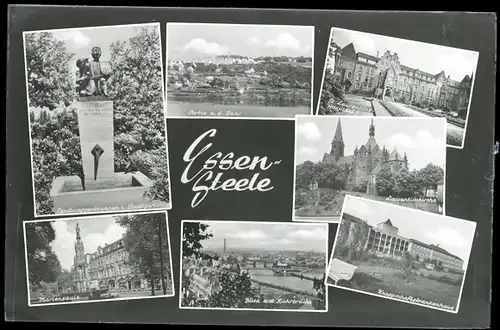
[[365, 137, 379, 151], [357, 52, 380, 62], [341, 43, 357, 60], [389, 149, 402, 161]]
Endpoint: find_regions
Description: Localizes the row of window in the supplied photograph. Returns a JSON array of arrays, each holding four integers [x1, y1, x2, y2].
[[90, 250, 128, 268], [88, 264, 132, 280]]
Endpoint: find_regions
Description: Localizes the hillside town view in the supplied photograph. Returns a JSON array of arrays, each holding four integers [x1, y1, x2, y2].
[[181, 221, 327, 311], [167, 24, 313, 118]]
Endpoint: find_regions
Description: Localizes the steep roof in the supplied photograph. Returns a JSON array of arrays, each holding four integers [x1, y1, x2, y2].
[[341, 43, 357, 60], [357, 52, 379, 62], [389, 149, 402, 161], [365, 137, 379, 151], [333, 119, 343, 142], [336, 155, 354, 166]]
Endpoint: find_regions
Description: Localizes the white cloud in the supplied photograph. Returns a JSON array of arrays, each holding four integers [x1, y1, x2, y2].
[[50, 220, 125, 271], [53, 30, 90, 49], [247, 37, 260, 46], [348, 31, 377, 55], [287, 227, 326, 240], [386, 130, 444, 151], [297, 122, 321, 142], [265, 33, 301, 50], [182, 38, 228, 56], [424, 228, 468, 248], [227, 230, 268, 240], [345, 197, 372, 219], [84, 223, 125, 257], [435, 50, 478, 81], [298, 146, 317, 156]]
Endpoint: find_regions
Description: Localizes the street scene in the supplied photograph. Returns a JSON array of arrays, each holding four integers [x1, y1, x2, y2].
[[180, 221, 328, 311], [294, 116, 446, 222], [327, 196, 476, 313], [24, 212, 174, 306], [318, 27, 479, 148], [166, 23, 314, 118]]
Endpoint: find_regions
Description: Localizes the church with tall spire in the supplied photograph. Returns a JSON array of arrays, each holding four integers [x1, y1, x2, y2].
[[73, 223, 89, 293], [322, 118, 409, 195]]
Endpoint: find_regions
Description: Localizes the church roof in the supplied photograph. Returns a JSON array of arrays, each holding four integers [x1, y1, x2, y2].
[[341, 43, 357, 60], [336, 155, 354, 165], [389, 149, 403, 161], [365, 137, 379, 151]]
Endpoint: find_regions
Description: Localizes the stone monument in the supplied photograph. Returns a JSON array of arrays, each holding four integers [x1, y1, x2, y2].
[[49, 46, 167, 214]]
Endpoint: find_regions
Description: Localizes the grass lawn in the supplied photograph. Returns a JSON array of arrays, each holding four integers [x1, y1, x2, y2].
[[337, 262, 463, 311], [295, 189, 440, 217]]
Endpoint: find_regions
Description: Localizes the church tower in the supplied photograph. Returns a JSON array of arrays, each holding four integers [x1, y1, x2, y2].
[[330, 119, 345, 162], [73, 223, 87, 293]]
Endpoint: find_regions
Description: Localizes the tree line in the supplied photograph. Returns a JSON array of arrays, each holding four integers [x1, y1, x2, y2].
[[295, 160, 444, 198]]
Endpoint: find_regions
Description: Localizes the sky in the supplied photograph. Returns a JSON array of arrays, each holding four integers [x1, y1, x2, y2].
[[193, 221, 327, 253], [295, 116, 446, 171], [167, 23, 313, 61], [38, 23, 160, 76], [340, 196, 477, 267], [330, 27, 479, 82], [48, 216, 126, 271]]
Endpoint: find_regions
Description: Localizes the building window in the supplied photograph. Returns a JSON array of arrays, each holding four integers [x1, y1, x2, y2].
[[357, 74, 361, 81], [355, 83, 360, 89]]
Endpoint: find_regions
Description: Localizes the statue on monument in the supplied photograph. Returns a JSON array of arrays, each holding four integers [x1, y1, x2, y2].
[[76, 223, 81, 239], [76, 46, 112, 98]]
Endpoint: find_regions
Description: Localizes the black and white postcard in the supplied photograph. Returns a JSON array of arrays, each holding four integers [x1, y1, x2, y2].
[[326, 195, 476, 314], [166, 23, 314, 119], [317, 27, 479, 149], [180, 220, 328, 312], [23, 211, 174, 307], [23, 23, 172, 217], [293, 115, 447, 222]]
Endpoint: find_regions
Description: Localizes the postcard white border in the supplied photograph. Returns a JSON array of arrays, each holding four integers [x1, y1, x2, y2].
[[165, 22, 315, 120], [22, 22, 173, 218], [324, 194, 476, 314], [23, 210, 176, 308], [292, 115, 448, 223], [178, 219, 329, 313], [314, 26, 480, 150]]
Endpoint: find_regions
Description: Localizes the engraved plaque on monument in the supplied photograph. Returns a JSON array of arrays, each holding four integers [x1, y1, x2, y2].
[[77, 100, 114, 181]]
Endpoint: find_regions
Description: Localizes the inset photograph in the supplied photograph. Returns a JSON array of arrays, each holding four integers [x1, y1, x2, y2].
[[24, 211, 174, 307], [317, 27, 479, 148], [326, 195, 476, 314], [180, 220, 328, 312], [166, 23, 314, 119], [23, 23, 172, 217], [294, 116, 446, 222]]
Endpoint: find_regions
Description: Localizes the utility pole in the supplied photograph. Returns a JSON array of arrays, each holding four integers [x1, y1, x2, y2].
[[158, 217, 167, 295]]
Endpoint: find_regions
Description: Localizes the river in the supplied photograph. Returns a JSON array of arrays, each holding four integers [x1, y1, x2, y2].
[[166, 101, 311, 118], [247, 269, 322, 295]]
